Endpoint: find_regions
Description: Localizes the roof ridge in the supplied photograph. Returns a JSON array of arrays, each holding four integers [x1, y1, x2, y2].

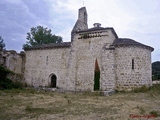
[[113, 38, 154, 51], [25, 42, 71, 50]]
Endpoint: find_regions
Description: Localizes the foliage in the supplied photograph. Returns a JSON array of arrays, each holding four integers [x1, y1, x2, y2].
[[0, 65, 23, 89], [23, 26, 63, 49], [0, 36, 5, 50], [150, 110, 160, 117], [94, 59, 100, 91], [150, 84, 160, 91], [0, 65, 11, 80], [94, 71, 100, 91], [131, 84, 160, 94], [82, 33, 88, 39], [152, 61, 160, 80], [133, 85, 149, 93]]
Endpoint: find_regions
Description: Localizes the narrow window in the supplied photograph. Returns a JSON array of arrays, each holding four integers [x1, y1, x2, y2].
[[46, 56, 48, 65], [132, 59, 134, 70]]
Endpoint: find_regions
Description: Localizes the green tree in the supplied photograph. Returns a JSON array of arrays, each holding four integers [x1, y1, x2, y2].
[[152, 61, 160, 80], [0, 36, 5, 50], [94, 59, 100, 91], [23, 26, 63, 49]]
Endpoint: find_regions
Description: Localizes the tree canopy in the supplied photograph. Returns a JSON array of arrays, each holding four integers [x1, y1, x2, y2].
[[23, 26, 63, 49], [152, 61, 160, 80], [0, 36, 5, 50]]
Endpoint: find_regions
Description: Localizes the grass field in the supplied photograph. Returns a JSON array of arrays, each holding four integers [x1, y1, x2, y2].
[[0, 85, 160, 120]]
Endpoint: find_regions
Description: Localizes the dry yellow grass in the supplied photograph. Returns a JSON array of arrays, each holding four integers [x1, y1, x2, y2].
[[0, 88, 160, 120]]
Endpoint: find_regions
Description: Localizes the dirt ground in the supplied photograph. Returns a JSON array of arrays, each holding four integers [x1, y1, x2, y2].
[[0, 88, 160, 120]]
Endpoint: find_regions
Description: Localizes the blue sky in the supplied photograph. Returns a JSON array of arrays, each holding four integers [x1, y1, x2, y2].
[[0, 0, 160, 62]]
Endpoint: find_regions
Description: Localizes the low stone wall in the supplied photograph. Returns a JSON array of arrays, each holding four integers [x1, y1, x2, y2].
[[0, 50, 25, 86], [152, 80, 160, 84]]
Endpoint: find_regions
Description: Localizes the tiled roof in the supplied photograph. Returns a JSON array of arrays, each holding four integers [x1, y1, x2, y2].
[[24, 42, 71, 50], [113, 38, 154, 51]]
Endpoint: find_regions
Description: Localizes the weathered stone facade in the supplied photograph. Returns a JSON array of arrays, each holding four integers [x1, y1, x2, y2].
[[24, 7, 154, 91], [114, 45, 152, 91], [0, 50, 25, 74], [0, 50, 25, 82]]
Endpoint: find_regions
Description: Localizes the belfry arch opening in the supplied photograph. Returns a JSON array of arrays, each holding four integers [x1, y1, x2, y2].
[[50, 74, 57, 88]]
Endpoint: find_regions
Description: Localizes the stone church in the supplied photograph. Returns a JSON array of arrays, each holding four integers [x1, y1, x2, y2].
[[23, 7, 154, 91]]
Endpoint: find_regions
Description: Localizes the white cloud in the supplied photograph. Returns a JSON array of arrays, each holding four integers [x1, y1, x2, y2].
[[1, 0, 160, 61], [57, 26, 72, 42], [51, 0, 160, 62]]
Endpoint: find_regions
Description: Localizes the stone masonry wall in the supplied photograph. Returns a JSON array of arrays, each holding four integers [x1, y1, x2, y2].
[[24, 47, 70, 88], [68, 29, 117, 91], [115, 46, 152, 91], [0, 50, 25, 74], [101, 46, 116, 91]]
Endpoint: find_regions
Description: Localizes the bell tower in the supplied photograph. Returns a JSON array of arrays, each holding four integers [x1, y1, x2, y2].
[[78, 7, 88, 26], [71, 7, 88, 41]]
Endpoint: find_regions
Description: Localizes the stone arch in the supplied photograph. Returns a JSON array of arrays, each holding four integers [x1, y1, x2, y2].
[[49, 74, 57, 88]]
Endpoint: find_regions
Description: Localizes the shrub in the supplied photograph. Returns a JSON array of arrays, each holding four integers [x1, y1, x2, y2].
[[0, 65, 11, 80], [149, 84, 160, 91], [131, 84, 160, 94], [133, 85, 149, 93], [13, 81, 23, 89], [150, 110, 160, 117], [0, 65, 23, 90]]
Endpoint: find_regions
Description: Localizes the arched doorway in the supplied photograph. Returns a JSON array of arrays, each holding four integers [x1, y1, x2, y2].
[[51, 74, 57, 88]]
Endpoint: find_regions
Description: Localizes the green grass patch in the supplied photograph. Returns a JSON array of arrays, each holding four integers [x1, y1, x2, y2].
[[131, 84, 160, 93], [150, 110, 160, 117], [133, 85, 149, 93]]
